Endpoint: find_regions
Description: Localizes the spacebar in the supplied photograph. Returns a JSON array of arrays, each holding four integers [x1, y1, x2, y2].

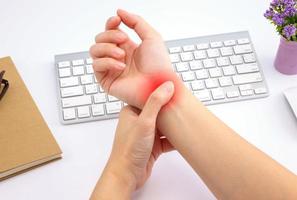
[[62, 96, 92, 108]]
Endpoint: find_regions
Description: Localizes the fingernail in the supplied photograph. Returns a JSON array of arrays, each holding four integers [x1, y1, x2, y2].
[[161, 81, 174, 94]]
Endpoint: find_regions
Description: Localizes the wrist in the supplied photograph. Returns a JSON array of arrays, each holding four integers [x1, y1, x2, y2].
[[157, 82, 202, 138]]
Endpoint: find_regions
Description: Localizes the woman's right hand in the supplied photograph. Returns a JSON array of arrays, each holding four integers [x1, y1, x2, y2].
[[90, 9, 178, 109]]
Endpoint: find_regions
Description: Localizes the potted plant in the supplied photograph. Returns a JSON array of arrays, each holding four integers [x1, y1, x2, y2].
[[264, 0, 297, 75]]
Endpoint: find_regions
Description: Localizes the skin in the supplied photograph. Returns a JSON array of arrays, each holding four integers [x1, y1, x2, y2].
[[90, 9, 297, 200]]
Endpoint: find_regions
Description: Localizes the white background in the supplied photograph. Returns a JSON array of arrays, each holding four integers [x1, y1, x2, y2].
[[0, 0, 297, 199]]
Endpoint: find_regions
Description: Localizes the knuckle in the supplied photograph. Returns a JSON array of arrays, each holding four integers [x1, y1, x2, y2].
[[89, 44, 97, 56], [94, 32, 103, 42]]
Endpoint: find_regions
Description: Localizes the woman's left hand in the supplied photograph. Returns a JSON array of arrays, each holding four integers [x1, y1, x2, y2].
[[91, 81, 175, 200]]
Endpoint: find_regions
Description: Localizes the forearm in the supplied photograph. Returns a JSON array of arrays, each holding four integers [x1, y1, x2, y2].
[[90, 159, 135, 200], [158, 83, 297, 199]]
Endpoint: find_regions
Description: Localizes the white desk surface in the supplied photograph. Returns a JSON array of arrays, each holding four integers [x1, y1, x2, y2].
[[0, 0, 297, 199]]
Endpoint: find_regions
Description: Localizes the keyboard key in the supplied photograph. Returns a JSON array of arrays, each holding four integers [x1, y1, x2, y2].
[[224, 40, 236, 46], [169, 47, 182, 53], [80, 75, 93, 84], [77, 106, 90, 118], [86, 58, 93, 64], [220, 47, 233, 56], [237, 38, 250, 44], [176, 62, 189, 72], [59, 68, 71, 77], [85, 84, 98, 94], [230, 55, 243, 65], [106, 102, 122, 114], [181, 52, 193, 61], [73, 66, 85, 75], [216, 57, 230, 67], [227, 90, 240, 98], [195, 69, 209, 79], [209, 68, 222, 78], [255, 87, 267, 94], [93, 93, 106, 103], [211, 88, 225, 100], [194, 90, 211, 102], [203, 59, 216, 68], [197, 43, 209, 50], [58, 61, 71, 68], [243, 53, 256, 63], [169, 54, 180, 63], [240, 90, 254, 96], [60, 77, 79, 87], [210, 41, 223, 48], [189, 61, 203, 70], [72, 59, 84, 66], [62, 95, 92, 108], [234, 44, 253, 54], [222, 66, 236, 76], [239, 84, 252, 91], [205, 79, 218, 88], [219, 77, 232, 87], [63, 108, 76, 120], [183, 45, 195, 51], [92, 104, 105, 116], [232, 72, 262, 85], [85, 65, 94, 74], [207, 49, 220, 58], [191, 80, 205, 90], [236, 63, 259, 74], [194, 50, 207, 59], [181, 72, 195, 81], [61, 86, 84, 98]]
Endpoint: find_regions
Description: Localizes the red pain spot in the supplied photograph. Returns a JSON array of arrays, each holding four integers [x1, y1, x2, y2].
[[137, 71, 183, 108]]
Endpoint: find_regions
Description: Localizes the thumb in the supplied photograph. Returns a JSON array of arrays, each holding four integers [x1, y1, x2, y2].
[[139, 81, 175, 123], [117, 9, 160, 40]]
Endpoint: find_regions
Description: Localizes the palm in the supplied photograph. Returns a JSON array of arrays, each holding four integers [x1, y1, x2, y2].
[[98, 38, 173, 108]]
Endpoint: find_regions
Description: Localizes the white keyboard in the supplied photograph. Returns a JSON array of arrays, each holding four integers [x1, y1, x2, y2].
[[55, 31, 269, 124]]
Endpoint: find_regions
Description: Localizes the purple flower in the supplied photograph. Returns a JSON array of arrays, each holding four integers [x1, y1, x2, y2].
[[270, 0, 281, 7], [270, 0, 296, 9], [264, 9, 275, 18], [272, 13, 285, 25], [283, 5, 297, 17], [283, 24, 297, 39]]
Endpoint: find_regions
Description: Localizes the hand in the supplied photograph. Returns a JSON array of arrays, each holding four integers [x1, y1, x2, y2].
[[90, 9, 176, 108], [91, 82, 175, 199]]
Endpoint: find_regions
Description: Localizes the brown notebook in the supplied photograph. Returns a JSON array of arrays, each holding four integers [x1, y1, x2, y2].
[[0, 57, 62, 180]]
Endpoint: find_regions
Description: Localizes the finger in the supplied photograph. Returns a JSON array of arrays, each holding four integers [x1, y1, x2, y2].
[[92, 58, 126, 72], [117, 9, 160, 40], [139, 81, 174, 123], [105, 16, 121, 30], [95, 30, 128, 44], [160, 138, 175, 153], [90, 43, 125, 59]]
